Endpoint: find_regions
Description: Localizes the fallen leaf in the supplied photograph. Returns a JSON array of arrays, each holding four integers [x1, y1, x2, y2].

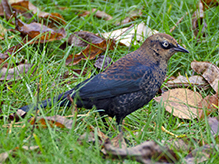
[[102, 22, 158, 47], [208, 117, 219, 136], [165, 74, 208, 89], [8, 109, 27, 121], [70, 40, 114, 65], [104, 140, 178, 163], [191, 61, 219, 93], [0, 44, 23, 65], [29, 115, 73, 129], [164, 139, 191, 153], [198, 94, 218, 119], [15, 17, 66, 41], [78, 132, 97, 145], [0, 145, 39, 163], [0, 3, 4, 16], [184, 144, 217, 163], [154, 88, 202, 119], [67, 31, 104, 47], [101, 132, 127, 155], [94, 55, 112, 70], [87, 124, 108, 141], [0, 150, 13, 163], [201, 0, 219, 7], [0, 63, 34, 81], [78, 123, 109, 146], [1, 19, 66, 57], [11, 0, 65, 25], [66, 32, 115, 65], [1, 0, 13, 20], [79, 8, 112, 21], [110, 133, 126, 149]]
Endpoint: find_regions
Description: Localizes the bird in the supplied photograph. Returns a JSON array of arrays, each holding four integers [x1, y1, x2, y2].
[[19, 33, 189, 131]]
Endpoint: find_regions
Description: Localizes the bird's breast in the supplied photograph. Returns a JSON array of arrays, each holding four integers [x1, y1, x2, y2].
[[140, 65, 166, 96]]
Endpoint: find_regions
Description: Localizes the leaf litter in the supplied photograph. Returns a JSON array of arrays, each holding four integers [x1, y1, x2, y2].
[[1, 0, 219, 163]]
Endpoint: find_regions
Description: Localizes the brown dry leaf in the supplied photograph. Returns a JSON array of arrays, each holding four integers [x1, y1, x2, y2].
[[198, 94, 218, 119], [154, 88, 202, 119], [29, 115, 73, 129], [94, 55, 112, 70], [78, 132, 96, 144], [1, 0, 13, 20], [11, 0, 65, 25], [102, 22, 158, 47], [184, 144, 218, 163], [79, 132, 103, 145], [104, 140, 178, 163], [87, 124, 108, 141], [0, 145, 39, 163], [110, 133, 127, 149], [15, 17, 66, 41], [202, 0, 219, 7], [66, 32, 115, 65], [0, 149, 13, 163], [102, 133, 127, 155], [8, 109, 27, 121], [79, 8, 112, 21], [117, 9, 142, 25], [192, 0, 207, 38], [165, 74, 208, 89], [67, 31, 104, 47], [0, 3, 4, 16], [79, 128, 126, 154], [69, 40, 114, 65], [164, 139, 191, 153], [191, 61, 219, 92], [0, 44, 23, 66], [78, 124, 109, 145], [208, 117, 219, 136], [0, 63, 34, 81], [1, 21, 65, 60]]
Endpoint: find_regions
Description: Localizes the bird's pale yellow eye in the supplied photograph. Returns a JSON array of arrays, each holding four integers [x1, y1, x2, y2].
[[162, 41, 169, 48]]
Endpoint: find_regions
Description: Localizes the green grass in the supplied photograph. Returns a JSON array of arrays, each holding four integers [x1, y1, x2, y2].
[[1, 0, 219, 163]]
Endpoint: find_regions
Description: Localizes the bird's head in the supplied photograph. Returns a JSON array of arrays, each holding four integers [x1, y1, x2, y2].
[[141, 33, 189, 61]]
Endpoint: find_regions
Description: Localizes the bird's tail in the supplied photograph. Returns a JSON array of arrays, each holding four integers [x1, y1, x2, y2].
[[19, 88, 75, 112]]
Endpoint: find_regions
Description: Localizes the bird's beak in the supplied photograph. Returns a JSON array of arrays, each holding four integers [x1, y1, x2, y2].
[[174, 44, 189, 53]]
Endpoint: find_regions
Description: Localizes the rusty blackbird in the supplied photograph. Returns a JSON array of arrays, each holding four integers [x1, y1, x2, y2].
[[20, 33, 189, 130]]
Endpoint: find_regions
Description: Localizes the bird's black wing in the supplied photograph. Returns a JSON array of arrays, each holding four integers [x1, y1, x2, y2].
[[76, 64, 152, 100]]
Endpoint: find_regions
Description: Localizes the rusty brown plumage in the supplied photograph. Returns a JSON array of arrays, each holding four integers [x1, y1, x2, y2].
[[20, 33, 189, 131]]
